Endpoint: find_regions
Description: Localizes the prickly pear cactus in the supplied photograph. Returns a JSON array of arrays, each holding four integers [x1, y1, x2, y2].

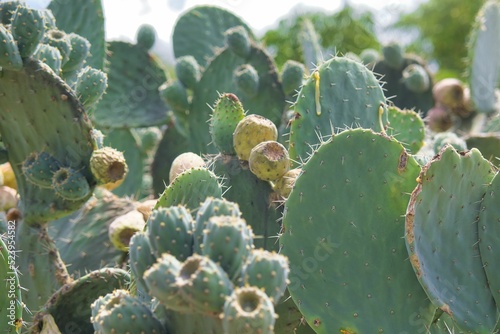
[[281, 128, 436, 333], [406, 146, 499, 333], [386, 106, 425, 154]]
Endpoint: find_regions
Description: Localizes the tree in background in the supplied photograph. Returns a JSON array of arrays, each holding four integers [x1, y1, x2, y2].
[[261, 5, 380, 69], [392, 0, 486, 78]]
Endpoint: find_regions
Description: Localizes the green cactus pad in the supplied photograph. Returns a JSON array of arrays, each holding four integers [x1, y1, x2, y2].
[[209, 154, 282, 251], [22, 151, 61, 188], [406, 146, 498, 333], [90, 288, 164, 334], [33, 44, 62, 74], [465, 133, 500, 167], [249, 140, 290, 181], [468, 0, 500, 114], [52, 167, 91, 201], [11, 5, 45, 58], [201, 215, 253, 280], [402, 63, 430, 93], [0, 1, 21, 25], [381, 42, 404, 70], [129, 232, 156, 298], [242, 249, 290, 303], [32, 268, 130, 334], [0, 235, 23, 333], [386, 106, 425, 154], [155, 167, 223, 211], [193, 196, 242, 253], [281, 128, 435, 333], [478, 171, 500, 312], [48, 0, 105, 70], [62, 33, 91, 73], [359, 48, 379, 66], [159, 79, 190, 112], [281, 60, 306, 96], [172, 5, 254, 68], [188, 43, 285, 155], [0, 25, 23, 70], [225, 25, 251, 59], [0, 58, 96, 224], [43, 29, 71, 65], [175, 55, 201, 90], [288, 56, 388, 165], [50, 187, 135, 275], [233, 64, 259, 97], [147, 206, 194, 261], [209, 92, 245, 155], [74, 66, 107, 109], [136, 23, 156, 50], [233, 114, 278, 161], [90, 146, 128, 185], [222, 286, 276, 334], [92, 41, 168, 128]]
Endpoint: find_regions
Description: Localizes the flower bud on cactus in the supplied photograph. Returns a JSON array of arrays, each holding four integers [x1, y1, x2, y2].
[[11, 5, 45, 57], [249, 141, 290, 181], [91, 289, 165, 334], [34, 44, 62, 74], [90, 147, 128, 184], [233, 114, 278, 161], [75, 66, 108, 109], [382, 41, 404, 70], [242, 249, 290, 303], [147, 205, 194, 261], [43, 29, 71, 65], [210, 93, 245, 154], [63, 33, 91, 72], [201, 215, 253, 280], [52, 167, 91, 201], [22, 151, 61, 188], [225, 25, 251, 58], [108, 210, 146, 251], [136, 23, 156, 50], [175, 55, 201, 90], [402, 63, 430, 93], [176, 254, 234, 315], [0, 25, 23, 70], [169, 152, 205, 184], [222, 286, 276, 334], [159, 79, 190, 111], [233, 64, 259, 97], [272, 168, 301, 199], [281, 60, 305, 96]]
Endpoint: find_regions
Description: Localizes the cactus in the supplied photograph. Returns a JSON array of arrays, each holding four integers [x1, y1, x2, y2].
[[0, 25, 23, 70], [405, 146, 498, 333], [233, 64, 260, 97], [175, 55, 201, 90], [11, 5, 45, 58], [281, 128, 436, 332], [209, 93, 246, 155], [281, 60, 306, 96], [129, 232, 157, 299], [386, 106, 425, 154], [90, 147, 128, 185], [249, 140, 290, 181], [33, 44, 62, 74], [225, 25, 252, 59], [233, 114, 279, 161], [52, 167, 91, 201], [22, 151, 61, 188], [74, 66, 108, 109], [136, 23, 156, 50], [43, 29, 71, 65]]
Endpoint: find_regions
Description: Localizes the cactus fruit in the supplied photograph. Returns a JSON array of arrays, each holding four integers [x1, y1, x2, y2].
[[233, 64, 259, 97], [0, 25, 23, 70], [402, 63, 430, 93], [0, 185, 17, 212], [108, 210, 146, 251], [273, 168, 301, 199], [241, 249, 290, 303], [169, 152, 206, 183], [209, 93, 245, 155], [74, 66, 108, 109], [90, 147, 128, 184], [91, 289, 165, 334], [33, 44, 62, 74], [426, 104, 453, 133], [159, 80, 190, 112], [147, 206, 194, 261], [225, 25, 251, 58], [406, 146, 498, 333], [201, 215, 253, 280], [382, 41, 404, 70], [233, 114, 278, 161], [43, 29, 71, 65], [11, 5, 45, 58], [52, 167, 91, 201], [175, 55, 201, 90], [222, 286, 276, 334], [22, 151, 61, 188], [281, 60, 305, 96], [62, 33, 91, 73], [249, 141, 290, 181], [129, 232, 157, 297], [136, 23, 156, 50], [432, 78, 466, 110]]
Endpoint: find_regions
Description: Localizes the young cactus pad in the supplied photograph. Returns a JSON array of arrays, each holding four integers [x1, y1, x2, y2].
[[288, 56, 388, 166], [406, 146, 499, 333], [280, 128, 436, 333], [209, 93, 245, 155]]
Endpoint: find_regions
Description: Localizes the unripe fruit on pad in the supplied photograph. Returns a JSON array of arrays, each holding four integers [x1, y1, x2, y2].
[[249, 141, 290, 181], [169, 152, 205, 183], [233, 114, 277, 161]]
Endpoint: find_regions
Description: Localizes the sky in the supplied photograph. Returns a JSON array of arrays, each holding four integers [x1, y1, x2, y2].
[[25, 0, 424, 62]]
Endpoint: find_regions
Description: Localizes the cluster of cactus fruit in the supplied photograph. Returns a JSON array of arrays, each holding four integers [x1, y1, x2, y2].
[[2, 0, 500, 333]]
